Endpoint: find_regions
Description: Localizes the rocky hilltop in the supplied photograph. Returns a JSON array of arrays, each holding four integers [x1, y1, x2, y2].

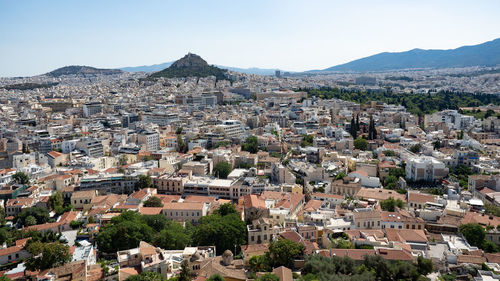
[[149, 53, 228, 80], [47, 66, 123, 77]]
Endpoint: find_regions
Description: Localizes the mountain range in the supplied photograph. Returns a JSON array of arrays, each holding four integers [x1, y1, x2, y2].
[[321, 38, 500, 72], [44, 38, 500, 77]]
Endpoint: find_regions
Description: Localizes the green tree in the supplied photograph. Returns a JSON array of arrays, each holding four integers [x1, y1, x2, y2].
[[380, 197, 405, 212], [12, 172, 29, 184], [350, 118, 357, 139], [25, 241, 71, 271], [176, 126, 184, 135], [459, 223, 485, 247], [125, 271, 165, 281], [49, 191, 64, 211], [0, 206, 5, 226], [249, 254, 271, 272], [192, 212, 246, 255], [143, 196, 164, 207], [16, 207, 50, 227], [119, 155, 129, 166], [417, 256, 433, 275], [256, 273, 280, 281], [354, 137, 368, 151], [153, 220, 192, 250], [214, 203, 237, 216], [25, 215, 37, 226], [330, 237, 353, 249], [0, 276, 12, 281], [301, 135, 314, 147], [177, 135, 188, 153], [136, 174, 154, 189], [206, 274, 225, 281], [384, 175, 398, 190], [96, 211, 155, 253], [214, 161, 232, 179], [335, 172, 347, 180], [267, 239, 304, 268], [178, 260, 191, 281], [409, 144, 422, 154], [242, 136, 259, 153], [433, 140, 441, 150]]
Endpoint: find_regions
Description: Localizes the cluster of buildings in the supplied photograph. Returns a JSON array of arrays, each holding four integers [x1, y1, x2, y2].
[[0, 68, 499, 280]]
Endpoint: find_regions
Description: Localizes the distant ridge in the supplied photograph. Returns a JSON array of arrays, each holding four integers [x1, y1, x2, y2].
[[321, 38, 500, 72], [149, 53, 228, 80], [47, 65, 123, 77], [121, 61, 281, 75]]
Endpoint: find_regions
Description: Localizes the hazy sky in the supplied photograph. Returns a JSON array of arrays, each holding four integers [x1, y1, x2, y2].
[[1, 0, 499, 77]]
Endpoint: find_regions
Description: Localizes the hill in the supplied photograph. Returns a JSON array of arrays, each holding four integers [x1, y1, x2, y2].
[[120, 62, 174, 72], [148, 53, 228, 80], [122, 61, 279, 75], [47, 66, 123, 77], [322, 38, 500, 72]]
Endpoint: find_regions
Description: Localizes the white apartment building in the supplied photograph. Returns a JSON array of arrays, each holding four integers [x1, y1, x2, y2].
[[138, 132, 160, 151], [83, 102, 103, 117], [216, 120, 245, 138], [406, 156, 449, 182], [76, 138, 104, 158]]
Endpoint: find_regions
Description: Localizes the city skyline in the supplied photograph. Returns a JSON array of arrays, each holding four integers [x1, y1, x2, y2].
[[1, 0, 500, 77]]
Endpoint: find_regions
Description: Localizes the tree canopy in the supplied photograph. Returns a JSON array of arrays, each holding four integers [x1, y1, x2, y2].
[[12, 172, 29, 184], [143, 196, 164, 207], [136, 175, 154, 189], [214, 161, 232, 179], [192, 205, 246, 255], [25, 241, 71, 271], [354, 137, 368, 151], [16, 207, 50, 227], [267, 239, 305, 268], [242, 136, 259, 153], [380, 197, 405, 212], [305, 87, 500, 116]]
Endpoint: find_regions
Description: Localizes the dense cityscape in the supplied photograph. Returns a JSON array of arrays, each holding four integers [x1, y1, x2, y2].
[[0, 51, 498, 281], [1, 1, 500, 281]]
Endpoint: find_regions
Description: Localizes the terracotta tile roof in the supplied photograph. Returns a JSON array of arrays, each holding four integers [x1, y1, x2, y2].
[[163, 202, 204, 211], [243, 194, 266, 210], [376, 248, 413, 261], [303, 200, 322, 212], [378, 161, 396, 169], [139, 207, 163, 215], [356, 188, 405, 202], [385, 229, 427, 243], [485, 253, 500, 263], [155, 194, 182, 204], [408, 192, 435, 204], [457, 254, 486, 264], [312, 193, 343, 199], [184, 195, 217, 203], [275, 193, 304, 210], [71, 190, 96, 199], [279, 231, 303, 243], [462, 212, 500, 227], [325, 249, 376, 260], [273, 266, 293, 281], [241, 243, 269, 256], [47, 151, 63, 158]]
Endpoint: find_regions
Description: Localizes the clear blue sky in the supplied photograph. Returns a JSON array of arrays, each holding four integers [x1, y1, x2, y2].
[[1, 0, 499, 77]]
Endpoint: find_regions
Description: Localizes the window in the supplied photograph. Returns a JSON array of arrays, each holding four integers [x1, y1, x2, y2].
[[251, 236, 254, 241]]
